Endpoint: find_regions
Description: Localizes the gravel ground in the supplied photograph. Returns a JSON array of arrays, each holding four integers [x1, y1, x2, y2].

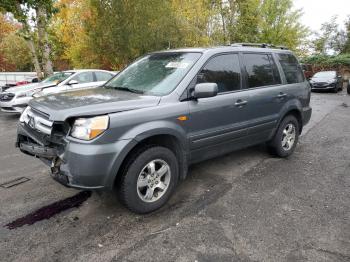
[[0, 91, 349, 262]]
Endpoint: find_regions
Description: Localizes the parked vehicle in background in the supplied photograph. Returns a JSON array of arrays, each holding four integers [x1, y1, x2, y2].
[[0, 72, 37, 92], [17, 44, 311, 213], [0, 69, 115, 113], [309, 71, 342, 93], [15, 76, 40, 86]]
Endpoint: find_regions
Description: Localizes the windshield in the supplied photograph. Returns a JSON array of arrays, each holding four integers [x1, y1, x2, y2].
[[313, 71, 336, 78], [104, 52, 201, 96], [42, 72, 74, 84]]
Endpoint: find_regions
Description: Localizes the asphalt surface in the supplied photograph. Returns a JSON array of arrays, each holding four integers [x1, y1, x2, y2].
[[0, 91, 349, 262]]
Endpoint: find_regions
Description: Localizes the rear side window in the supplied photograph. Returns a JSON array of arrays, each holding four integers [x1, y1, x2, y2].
[[277, 54, 304, 84], [197, 54, 241, 93], [95, 71, 114, 81], [72, 72, 94, 83], [243, 53, 281, 88]]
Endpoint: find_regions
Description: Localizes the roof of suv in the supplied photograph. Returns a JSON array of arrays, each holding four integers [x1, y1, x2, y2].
[[157, 44, 293, 54]]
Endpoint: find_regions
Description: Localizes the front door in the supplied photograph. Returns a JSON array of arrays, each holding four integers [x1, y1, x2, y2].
[[188, 53, 250, 163], [67, 72, 95, 91]]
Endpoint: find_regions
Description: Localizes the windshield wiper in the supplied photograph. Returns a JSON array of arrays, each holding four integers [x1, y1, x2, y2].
[[104, 85, 144, 94]]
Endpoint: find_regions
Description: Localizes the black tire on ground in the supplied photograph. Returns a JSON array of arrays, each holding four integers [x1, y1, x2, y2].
[[268, 115, 300, 158], [117, 146, 179, 214], [333, 86, 338, 93], [347, 85, 350, 95]]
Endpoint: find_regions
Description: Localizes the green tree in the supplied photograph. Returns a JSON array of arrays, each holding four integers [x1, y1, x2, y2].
[[341, 16, 350, 54], [0, 0, 56, 77], [0, 33, 32, 71]]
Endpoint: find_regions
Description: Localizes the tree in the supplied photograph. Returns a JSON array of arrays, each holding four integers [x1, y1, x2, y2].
[[0, 0, 56, 77], [258, 0, 308, 51], [1, 33, 32, 71], [0, 13, 17, 71], [341, 16, 350, 54]]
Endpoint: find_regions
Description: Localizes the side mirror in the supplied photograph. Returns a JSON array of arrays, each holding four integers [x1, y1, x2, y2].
[[193, 83, 218, 99], [68, 79, 79, 85]]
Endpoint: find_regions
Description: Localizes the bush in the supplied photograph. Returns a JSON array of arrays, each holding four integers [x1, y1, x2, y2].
[[302, 54, 350, 67]]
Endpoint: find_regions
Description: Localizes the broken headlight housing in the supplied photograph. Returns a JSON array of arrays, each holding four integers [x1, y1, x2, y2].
[[70, 115, 109, 140], [19, 106, 30, 123]]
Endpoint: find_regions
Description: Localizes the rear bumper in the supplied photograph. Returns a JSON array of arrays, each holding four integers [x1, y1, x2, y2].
[[17, 123, 135, 190]]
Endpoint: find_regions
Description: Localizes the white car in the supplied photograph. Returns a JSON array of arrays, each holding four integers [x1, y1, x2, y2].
[[0, 69, 115, 113]]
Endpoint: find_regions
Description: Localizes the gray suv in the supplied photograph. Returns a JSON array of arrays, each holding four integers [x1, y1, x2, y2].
[[16, 44, 312, 213]]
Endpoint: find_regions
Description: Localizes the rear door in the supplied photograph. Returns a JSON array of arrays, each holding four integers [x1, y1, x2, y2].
[[238, 52, 285, 140], [188, 53, 250, 162], [274, 52, 309, 111]]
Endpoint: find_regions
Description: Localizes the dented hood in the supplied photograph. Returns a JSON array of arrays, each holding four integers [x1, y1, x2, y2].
[[29, 87, 160, 121]]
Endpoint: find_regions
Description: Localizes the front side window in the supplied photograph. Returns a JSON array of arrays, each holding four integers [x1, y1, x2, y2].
[[42, 72, 73, 84], [71, 72, 94, 83], [277, 53, 304, 84], [197, 54, 241, 93], [105, 52, 201, 96], [243, 53, 281, 88]]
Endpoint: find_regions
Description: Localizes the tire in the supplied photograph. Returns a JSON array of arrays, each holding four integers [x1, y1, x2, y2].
[[268, 115, 299, 158], [117, 146, 179, 214], [332, 86, 338, 93], [347, 85, 350, 95]]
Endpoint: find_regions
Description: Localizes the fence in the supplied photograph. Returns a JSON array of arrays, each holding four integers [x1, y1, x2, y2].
[[0, 72, 37, 87]]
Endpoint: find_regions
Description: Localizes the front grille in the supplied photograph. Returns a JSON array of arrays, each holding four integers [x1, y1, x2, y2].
[[24, 107, 53, 135], [0, 93, 15, 102]]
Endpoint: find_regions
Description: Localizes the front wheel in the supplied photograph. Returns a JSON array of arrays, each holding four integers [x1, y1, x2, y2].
[[118, 146, 179, 214], [268, 115, 299, 158]]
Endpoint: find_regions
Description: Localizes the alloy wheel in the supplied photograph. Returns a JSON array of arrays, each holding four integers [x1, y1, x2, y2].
[[136, 159, 171, 203], [281, 123, 296, 151]]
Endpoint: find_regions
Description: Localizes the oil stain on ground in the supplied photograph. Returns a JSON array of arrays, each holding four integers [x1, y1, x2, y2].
[[5, 190, 92, 230]]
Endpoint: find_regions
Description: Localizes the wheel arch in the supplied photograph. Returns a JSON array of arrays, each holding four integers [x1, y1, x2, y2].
[[108, 131, 189, 191], [277, 101, 303, 135]]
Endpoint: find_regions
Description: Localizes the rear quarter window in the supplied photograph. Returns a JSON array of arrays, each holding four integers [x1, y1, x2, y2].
[[277, 53, 304, 84]]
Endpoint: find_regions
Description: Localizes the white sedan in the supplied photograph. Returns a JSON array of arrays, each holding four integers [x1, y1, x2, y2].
[[0, 69, 115, 114]]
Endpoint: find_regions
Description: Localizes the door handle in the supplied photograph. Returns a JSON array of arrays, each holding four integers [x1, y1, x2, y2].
[[276, 92, 287, 99], [235, 99, 248, 107]]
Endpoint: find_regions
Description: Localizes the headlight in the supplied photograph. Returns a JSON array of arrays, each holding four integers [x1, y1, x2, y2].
[[70, 115, 109, 140], [19, 106, 30, 123]]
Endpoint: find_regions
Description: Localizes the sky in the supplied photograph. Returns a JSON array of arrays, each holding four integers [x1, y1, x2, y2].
[[294, 0, 349, 33]]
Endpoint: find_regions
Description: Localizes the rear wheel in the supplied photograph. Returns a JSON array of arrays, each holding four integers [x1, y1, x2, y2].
[[268, 115, 299, 158], [118, 146, 179, 214]]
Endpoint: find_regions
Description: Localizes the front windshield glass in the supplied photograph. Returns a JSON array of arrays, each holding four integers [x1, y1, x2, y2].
[[42, 72, 74, 84], [313, 71, 336, 78], [104, 52, 201, 96]]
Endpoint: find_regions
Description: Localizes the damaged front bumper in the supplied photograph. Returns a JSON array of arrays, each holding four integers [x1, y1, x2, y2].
[[16, 122, 133, 190]]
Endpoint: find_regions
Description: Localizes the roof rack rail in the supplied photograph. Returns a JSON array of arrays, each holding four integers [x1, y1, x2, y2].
[[230, 43, 288, 50]]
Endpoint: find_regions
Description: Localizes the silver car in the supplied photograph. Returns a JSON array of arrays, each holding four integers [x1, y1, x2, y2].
[[0, 69, 115, 113]]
